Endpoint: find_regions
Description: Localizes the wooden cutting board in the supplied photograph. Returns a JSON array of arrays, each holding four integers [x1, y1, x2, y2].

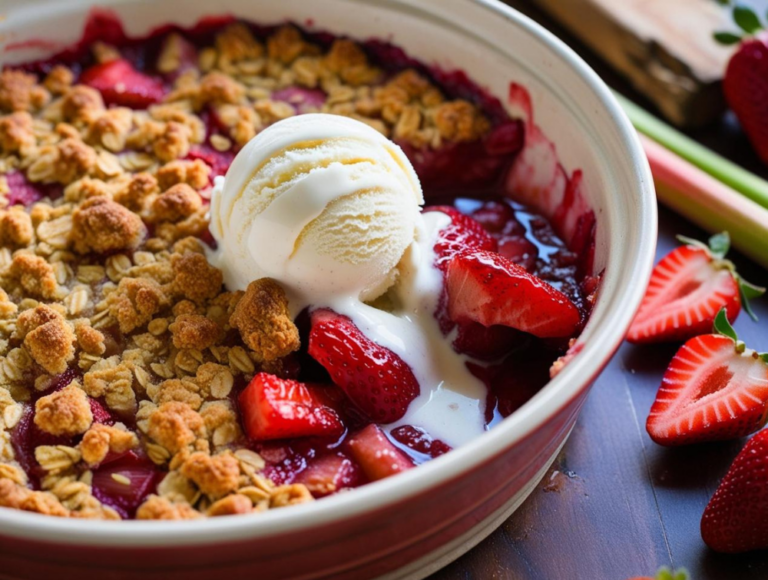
[[523, 0, 747, 127]]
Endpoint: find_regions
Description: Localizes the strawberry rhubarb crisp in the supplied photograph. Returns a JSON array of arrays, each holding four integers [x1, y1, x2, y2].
[[0, 14, 597, 521]]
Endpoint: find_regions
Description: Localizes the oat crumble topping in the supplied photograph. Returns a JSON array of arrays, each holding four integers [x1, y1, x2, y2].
[[0, 21, 494, 521]]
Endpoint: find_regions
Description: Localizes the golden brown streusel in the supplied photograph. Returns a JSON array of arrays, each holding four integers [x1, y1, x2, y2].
[[168, 314, 223, 351], [7, 253, 59, 299], [157, 159, 210, 192], [34, 383, 93, 437], [230, 278, 300, 363], [14, 304, 75, 374], [136, 495, 202, 520], [79, 423, 139, 466], [150, 183, 202, 223], [180, 451, 240, 498], [147, 401, 206, 455], [0, 207, 33, 247], [108, 276, 169, 333], [70, 196, 146, 254], [0, 69, 49, 113], [169, 251, 223, 304], [207, 493, 253, 517], [0, 111, 35, 155]]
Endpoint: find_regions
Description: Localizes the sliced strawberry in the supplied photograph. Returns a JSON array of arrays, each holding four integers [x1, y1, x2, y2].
[[294, 452, 364, 497], [389, 425, 452, 459], [701, 429, 768, 553], [238, 373, 344, 441], [308, 309, 419, 423], [446, 250, 581, 338], [425, 205, 497, 272], [628, 233, 764, 344], [80, 59, 165, 108], [91, 451, 161, 519], [346, 424, 415, 481], [646, 310, 768, 446], [427, 206, 520, 359]]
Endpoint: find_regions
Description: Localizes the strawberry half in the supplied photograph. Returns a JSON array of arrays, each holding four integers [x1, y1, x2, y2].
[[80, 59, 165, 108], [346, 424, 415, 481], [701, 429, 768, 553], [628, 233, 764, 344], [238, 373, 344, 441], [446, 250, 581, 338], [646, 309, 768, 446], [308, 309, 419, 423], [715, 6, 768, 165], [427, 206, 522, 359]]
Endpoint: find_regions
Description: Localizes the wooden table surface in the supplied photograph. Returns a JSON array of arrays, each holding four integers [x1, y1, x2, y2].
[[432, 3, 768, 579]]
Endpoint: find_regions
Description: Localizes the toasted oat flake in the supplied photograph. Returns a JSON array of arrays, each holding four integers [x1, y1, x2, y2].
[[111, 473, 131, 485]]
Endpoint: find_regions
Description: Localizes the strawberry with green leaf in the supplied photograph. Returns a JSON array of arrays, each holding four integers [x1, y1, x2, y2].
[[646, 309, 768, 446], [628, 232, 764, 344], [714, 2, 768, 165]]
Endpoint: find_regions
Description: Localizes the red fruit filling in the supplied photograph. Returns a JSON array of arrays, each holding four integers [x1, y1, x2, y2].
[[346, 425, 415, 482], [5, 13, 596, 512], [91, 451, 162, 519], [239, 373, 344, 441]]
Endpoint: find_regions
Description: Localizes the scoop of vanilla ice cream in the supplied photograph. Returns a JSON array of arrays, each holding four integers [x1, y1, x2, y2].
[[209, 114, 423, 305]]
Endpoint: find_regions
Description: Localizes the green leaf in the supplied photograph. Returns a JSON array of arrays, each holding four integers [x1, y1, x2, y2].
[[708, 231, 731, 259], [654, 567, 689, 580], [734, 5, 763, 34], [714, 308, 739, 340], [738, 276, 766, 322], [760, 352, 768, 364], [714, 31, 743, 45]]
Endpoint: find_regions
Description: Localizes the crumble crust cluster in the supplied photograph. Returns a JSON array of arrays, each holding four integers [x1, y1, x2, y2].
[[0, 22, 493, 520]]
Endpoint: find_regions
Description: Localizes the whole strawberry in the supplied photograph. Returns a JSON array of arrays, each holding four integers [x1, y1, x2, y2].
[[627, 232, 764, 344], [715, 4, 768, 165], [702, 429, 768, 553]]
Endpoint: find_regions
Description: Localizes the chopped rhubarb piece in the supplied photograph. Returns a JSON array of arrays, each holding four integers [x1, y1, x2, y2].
[[390, 425, 452, 460], [89, 398, 115, 426], [308, 309, 419, 423], [91, 451, 160, 519], [294, 453, 365, 497], [446, 250, 581, 338], [238, 373, 344, 441], [5, 171, 61, 207], [347, 425, 414, 482], [80, 59, 164, 108]]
